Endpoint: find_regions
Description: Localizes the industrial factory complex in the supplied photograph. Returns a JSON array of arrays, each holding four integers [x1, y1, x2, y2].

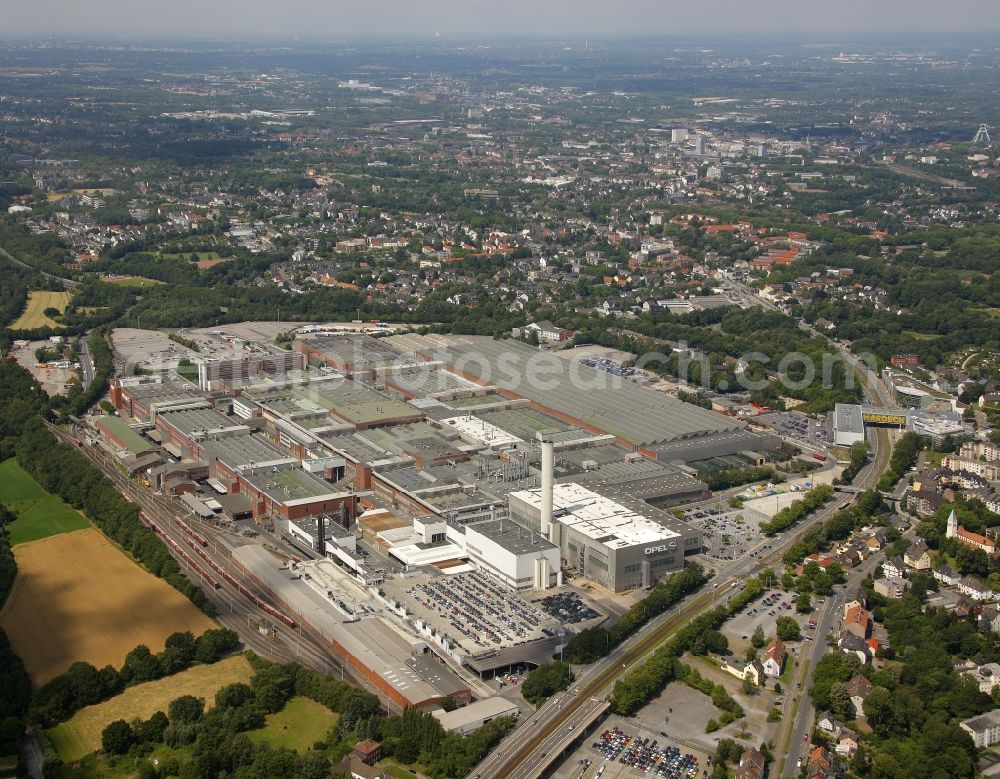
[[94, 329, 788, 711]]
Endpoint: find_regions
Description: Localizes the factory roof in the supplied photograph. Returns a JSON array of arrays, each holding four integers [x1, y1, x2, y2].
[[385, 335, 743, 445], [432, 697, 519, 731], [834, 403, 866, 436], [510, 482, 682, 550], [302, 381, 421, 426], [158, 407, 248, 437], [466, 518, 558, 555], [95, 416, 155, 455], [202, 433, 298, 470], [242, 467, 348, 505], [301, 333, 411, 370], [231, 545, 466, 706]]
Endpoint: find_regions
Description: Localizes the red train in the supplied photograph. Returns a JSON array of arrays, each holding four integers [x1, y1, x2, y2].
[[140, 511, 295, 627], [174, 515, 209, 547]]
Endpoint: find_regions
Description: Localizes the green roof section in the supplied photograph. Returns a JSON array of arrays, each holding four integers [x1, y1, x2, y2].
[[95, 416, 153, 455]]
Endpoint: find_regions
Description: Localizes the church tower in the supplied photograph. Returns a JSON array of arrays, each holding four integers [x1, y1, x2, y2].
[[946, 509, 959, 539]]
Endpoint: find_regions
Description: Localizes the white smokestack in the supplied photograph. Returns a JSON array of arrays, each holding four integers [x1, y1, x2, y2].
[[541, 440, 554, 539]]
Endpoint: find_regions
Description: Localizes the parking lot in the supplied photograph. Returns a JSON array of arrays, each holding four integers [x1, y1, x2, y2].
[[552, 710, 711, 779], [384, 570, 554, 654], [590, 727, 701, 779], [724, 589, 814, 654], [680, 507, 767, 562], [537, 592, 601, 624], [759, 410, 828, 444]]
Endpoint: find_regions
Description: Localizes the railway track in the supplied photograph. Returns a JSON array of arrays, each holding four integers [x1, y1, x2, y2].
[[476, 357, 896, 778]]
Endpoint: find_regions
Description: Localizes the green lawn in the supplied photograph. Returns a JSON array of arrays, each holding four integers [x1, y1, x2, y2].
[[0, 459, 90, 545], [106, 277, 163, 288], [247, 697, 339, 754], [156, 251, 225, 260]]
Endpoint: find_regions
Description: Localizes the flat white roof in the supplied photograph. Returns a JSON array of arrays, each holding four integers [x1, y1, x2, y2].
[[440, 415, 523, 448], [432, 696, 519, 731], [511, 482, 680, 550]]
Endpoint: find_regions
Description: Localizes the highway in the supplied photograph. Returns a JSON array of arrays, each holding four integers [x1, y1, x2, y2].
[[475, 291, 899, 779]]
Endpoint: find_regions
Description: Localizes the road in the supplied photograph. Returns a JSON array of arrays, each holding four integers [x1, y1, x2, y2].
[[0, 243, 80, 288], [473, 456, 884, 779], [79, 332, 95, 386], [779, 551, 884, 776], [476, 289, 898, 779]]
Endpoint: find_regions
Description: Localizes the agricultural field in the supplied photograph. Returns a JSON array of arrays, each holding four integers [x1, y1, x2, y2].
[[0, 459, 90, 545], [47, 654, 254, 762], [10, 290, 72, 330], [247, 696, 339, 754], [0, 527, 217, 684]]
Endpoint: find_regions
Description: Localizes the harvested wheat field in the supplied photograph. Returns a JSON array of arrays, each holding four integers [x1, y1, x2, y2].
[[47, 654, 254, 762], [10, 290, 72, 330], [0, 527, 217, 684]]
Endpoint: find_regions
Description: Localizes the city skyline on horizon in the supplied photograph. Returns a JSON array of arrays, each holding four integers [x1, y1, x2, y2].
[[4, 0, 1000, 40]]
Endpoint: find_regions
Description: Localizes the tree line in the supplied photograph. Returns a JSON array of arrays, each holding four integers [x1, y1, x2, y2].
[[30, 629, 239, 729], [563, 564, 707, 664], [14, 417, 215, 615], [759, 484, 834, 535], [609, 573, 768, 715], [82, 651, 514, 779]]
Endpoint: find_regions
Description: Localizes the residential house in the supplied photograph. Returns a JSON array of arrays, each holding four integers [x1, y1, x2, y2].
[[335, 757, 387, 779], [873, 576, 908, 599], [816, 712, 840, 736], [843, 605, 871, 639], [352, 740, 383, 766], [836, 727, 859, 757], [933, 564, 961, 587], [958, 576, 992, 602], [839, 631, 872, 663], [806, 745, 832, 779], [904, 539, 931, 571], [761, 638, 786, 678], [981, 605, 1000, 634], [734, 746, 766, 779], [745, 659, 766, 687], [960, 709, 1000, 748], [845, 675, 875, 718], [962, 662, 1000, 694], [882, 556, 906, 579]]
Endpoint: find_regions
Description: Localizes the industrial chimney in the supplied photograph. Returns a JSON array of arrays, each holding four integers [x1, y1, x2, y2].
[[541, 440, 554, 539], [316, 515, 327, 557]]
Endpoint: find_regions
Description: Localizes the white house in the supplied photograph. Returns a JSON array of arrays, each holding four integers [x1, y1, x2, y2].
[[961, 710, 1000, 748]]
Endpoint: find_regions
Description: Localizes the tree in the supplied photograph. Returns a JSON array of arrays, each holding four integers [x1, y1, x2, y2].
[[829, 682, 854, 720], [796, 593, 812, 613], [751, 625, 766, 649], [167, 695, 204, 724], [521, 662, 574, 707], [120, 644, 162, 684], [741, 676, 756, 696], [775, 617, 801, 642], [101, 719, 135, 755]]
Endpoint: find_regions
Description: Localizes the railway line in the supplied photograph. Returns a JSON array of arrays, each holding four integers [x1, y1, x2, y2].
[[475, 343, 897, 778]]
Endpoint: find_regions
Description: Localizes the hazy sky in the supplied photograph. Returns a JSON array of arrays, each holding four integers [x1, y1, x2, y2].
[[5, 0, 1000, 39]]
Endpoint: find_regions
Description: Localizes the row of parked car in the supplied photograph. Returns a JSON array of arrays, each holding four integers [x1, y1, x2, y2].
[[593, 728, 702, 778]]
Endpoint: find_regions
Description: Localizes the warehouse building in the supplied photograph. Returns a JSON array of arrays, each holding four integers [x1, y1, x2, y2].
[[432, 697, 520, 735], [197, 350, 304, 391], [383, 334, 744, 453]]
